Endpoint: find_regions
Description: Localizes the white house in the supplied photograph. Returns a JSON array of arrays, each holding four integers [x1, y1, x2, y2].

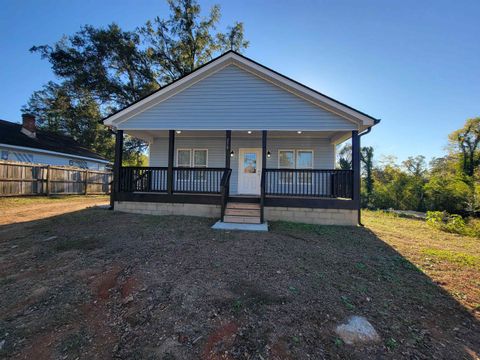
[[104, 51, 380, 227]]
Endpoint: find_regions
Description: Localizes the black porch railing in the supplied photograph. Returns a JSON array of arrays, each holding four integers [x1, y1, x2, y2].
[[119, 167, 168, 192], [119, 166, 227, 194], [264, 169, 353, 199], [119, 167, 353, 199], [220, 168, 232, 221], [173, 167, 225, 194]]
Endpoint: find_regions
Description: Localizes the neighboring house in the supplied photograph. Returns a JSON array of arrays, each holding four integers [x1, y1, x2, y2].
[[0, 115, 110, 170], [104, 51, 380, 227]]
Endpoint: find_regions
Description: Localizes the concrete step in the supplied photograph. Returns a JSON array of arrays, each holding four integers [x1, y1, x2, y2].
[[223, 215, 261, 224], [225, 208, 260, 217]]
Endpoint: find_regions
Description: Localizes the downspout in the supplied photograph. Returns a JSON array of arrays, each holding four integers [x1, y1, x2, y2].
[[357, 126, 374, 226]]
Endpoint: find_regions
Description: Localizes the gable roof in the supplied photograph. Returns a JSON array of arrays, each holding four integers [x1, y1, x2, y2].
[[0, 119, 109, 163], [103, 51, 380, 129]]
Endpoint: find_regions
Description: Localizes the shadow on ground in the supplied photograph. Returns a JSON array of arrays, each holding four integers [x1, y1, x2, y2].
[[0, 208, 478, 359]]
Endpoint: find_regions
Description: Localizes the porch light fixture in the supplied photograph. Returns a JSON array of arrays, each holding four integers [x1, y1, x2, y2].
[[297, 131, 302, 134], [247, 130, 252, 134], [230, 150, 235, 157], [267, 151, 271, 158], [176, 130, 182, 134]]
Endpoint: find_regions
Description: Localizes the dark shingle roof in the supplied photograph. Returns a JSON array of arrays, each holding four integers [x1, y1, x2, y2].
[[0, 119, 108, 162]]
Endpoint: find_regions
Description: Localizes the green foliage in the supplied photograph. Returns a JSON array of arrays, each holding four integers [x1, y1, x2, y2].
[[122, 153, 149, 166], [338, 116, 480, 214], [426, 211, 466, 233], [424, 174, 471, 213], [422, 248, 480, 268], [23, 0, 248, 162], [448, 117, 480, 177], [426, 211, 480, 237]]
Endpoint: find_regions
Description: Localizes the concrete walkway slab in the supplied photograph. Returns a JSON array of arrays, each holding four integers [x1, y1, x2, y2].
[[211, 221, 268, 232]]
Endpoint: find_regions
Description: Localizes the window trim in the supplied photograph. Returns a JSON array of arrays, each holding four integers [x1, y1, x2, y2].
[[296, 149, 314, 185], [193, 148, 208, 168], [176, 148, 192, 167], [296, 149, 314, 169], [278, 149, 296, 169]]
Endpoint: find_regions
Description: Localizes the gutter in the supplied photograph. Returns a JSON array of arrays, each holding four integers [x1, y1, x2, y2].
[[357, 120, 380, 226]]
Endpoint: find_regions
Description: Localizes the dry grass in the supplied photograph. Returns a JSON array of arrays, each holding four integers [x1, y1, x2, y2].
[[363, 210, 480, 312], [0, 195, 108, 210]]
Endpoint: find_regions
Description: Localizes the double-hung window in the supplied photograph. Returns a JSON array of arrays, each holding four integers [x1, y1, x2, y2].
[[193, 149, 208, 181], [296, 150, 313, 184], [278, 149, 314, 184], [278, 150, 295, 184], [177, 149, 192, 181], [176, 149, 208, 181]]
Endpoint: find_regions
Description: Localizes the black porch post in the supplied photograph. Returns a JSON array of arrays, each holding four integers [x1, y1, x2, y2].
[[167, 130, 175, 195], [225, 130, 231, 169], [352, 130, 361, 222], [111, 129, 123, 209], [261, 130, 267, 223]]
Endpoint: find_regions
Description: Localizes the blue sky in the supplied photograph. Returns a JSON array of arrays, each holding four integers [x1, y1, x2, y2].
[[1, 0, 479, 163]]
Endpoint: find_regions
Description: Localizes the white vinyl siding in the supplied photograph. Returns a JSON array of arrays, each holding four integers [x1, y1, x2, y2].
[[0, 146, 107, 170], [121, 65, 357, 131], [149, 133, 335, 195]]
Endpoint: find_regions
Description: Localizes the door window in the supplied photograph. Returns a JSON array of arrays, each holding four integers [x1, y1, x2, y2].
[[243, 153, 257, 173]]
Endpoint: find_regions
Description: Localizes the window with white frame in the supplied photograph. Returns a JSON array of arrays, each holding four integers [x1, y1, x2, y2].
[[177, 149, 192, 181], [176, 149, 208, 181], [193, 149, 208, 180], [278, 150, 295, 183], [193, 149, 208, 167], [296, 150, 313, 184], [177, 149, 191, 167], [277, 149, 314, 184]]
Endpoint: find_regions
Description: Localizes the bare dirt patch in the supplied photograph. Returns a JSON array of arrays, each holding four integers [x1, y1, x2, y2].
[[0, 208, 479, 359], [0, 195, 109, 226]]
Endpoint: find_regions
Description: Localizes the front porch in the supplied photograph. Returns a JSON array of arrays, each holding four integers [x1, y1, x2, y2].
[[111, 129, 361, 226]]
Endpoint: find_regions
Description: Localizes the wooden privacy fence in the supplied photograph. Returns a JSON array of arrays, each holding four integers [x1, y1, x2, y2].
[[0, 160, 112, 196]]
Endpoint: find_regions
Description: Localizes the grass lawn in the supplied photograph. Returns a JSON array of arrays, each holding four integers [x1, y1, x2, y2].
[[0, 206, 478, 359]]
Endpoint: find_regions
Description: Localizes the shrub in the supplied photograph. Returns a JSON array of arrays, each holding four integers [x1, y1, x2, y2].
[[426, 211, 480, 237]]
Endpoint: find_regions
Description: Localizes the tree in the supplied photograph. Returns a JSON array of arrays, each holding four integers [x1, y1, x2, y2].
[[361, 146, 374, 207], [337, 143, 352, 170], [337, 143, 375, 207], [401, 155, 427, 210], [23, 0, 248, 162], [424, 173, 472, 214], [139, 0, 248, 83], [448, 117, 480, 177]]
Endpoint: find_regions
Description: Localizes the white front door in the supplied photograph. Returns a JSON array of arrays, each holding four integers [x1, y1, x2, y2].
[[238, 148, 262, 195]]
